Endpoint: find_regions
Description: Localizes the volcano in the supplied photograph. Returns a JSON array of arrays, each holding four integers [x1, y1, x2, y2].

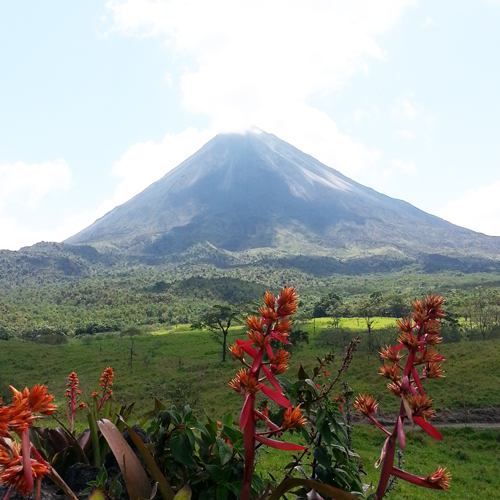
[[65, 129, 500, 263]]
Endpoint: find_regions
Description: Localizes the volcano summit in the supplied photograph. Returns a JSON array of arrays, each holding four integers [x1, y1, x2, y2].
[[66, 130, 500, 265]]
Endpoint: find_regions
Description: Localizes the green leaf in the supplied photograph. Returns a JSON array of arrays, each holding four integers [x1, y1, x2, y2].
[[173, 483, 192, 500], [221, 426, 242, 447], [185, 427, 196, 448], [216, 485, 228, 500], [170, 430, 197, 469], [225, 481, 242, 497], [221, 413, 233, 427], [87, 412, 101, 467], [300, 425, 310, 443], [313, 446, 331, 469], [205, 416, 219, 441], [216, 437, 233, 465], [318, 419, 333, 445], [304, 379, 319, 395], [168, 408, 182, 425], [298, 365, 309, 380]]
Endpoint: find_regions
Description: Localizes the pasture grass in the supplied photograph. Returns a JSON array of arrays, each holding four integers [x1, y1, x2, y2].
[[1, 320, 499, 420]]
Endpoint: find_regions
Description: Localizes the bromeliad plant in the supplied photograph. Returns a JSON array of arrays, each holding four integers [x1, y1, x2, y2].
[[354, 294, 451, 499], [228, 287, 309, 500], [0, 385, 77, 500]]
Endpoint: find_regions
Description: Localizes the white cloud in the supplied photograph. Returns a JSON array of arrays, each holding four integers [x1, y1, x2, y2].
[[372, 158, 417, 186], [421, 17, 435, 29], [0, 160, 71, 209], [391, 95, 422, 120], [394, 129, 414, 139], [96, 127, 215, 217], [437, 180, 500, 236], [106, 0, 415, 178], [0, 159, 73, 250], [354, 109, 370, 122]]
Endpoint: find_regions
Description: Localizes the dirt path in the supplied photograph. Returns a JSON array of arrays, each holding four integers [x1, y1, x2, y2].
[[353, 406, 500, 430]]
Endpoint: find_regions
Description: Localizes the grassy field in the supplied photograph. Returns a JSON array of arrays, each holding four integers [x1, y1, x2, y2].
[[1, 320, 499, 418], [1, 320, 499, 497], [256, 425, 500, 499]]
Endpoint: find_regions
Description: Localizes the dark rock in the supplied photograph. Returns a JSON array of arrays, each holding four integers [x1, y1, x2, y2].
[[64, 463, 100, 492]]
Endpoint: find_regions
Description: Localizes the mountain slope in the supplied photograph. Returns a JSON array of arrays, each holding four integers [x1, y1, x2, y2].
[[66, 130, 500, 261]]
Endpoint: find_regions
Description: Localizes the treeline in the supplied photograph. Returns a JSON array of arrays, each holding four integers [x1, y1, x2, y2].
[[312, 288, 500, 341]]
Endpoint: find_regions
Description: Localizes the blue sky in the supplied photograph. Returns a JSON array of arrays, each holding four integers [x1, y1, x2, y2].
[[1, 0, 500, 250]]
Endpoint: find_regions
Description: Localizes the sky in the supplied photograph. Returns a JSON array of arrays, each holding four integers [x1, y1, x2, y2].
[[1, 0, 500, 251]]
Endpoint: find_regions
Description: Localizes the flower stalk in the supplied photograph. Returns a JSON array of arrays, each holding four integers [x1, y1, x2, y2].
[[229, 287, 307, 500], [354, 294, 451, 499]]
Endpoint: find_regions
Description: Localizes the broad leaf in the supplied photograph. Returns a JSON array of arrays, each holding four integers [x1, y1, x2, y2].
[[97, 419, 153, 500]]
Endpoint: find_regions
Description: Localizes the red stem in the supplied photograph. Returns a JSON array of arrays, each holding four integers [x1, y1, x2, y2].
[[21, 428, 34, 493]]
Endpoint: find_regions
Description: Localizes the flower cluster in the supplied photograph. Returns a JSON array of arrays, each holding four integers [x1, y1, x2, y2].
[[65, 372, 86, 433], [96, 367, 114, 410], [354, 295, 451, 499], [0, 385, 56, 497], [229, 287, 306, 500]]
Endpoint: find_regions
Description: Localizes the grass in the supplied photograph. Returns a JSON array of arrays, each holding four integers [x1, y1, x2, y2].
[[1, 319, 499, 419], [1, 320, 499, 497], [255, 425, 500, 499], [353, 425, 499, 499]]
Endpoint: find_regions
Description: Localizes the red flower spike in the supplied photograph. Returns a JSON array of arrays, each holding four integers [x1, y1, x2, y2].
[[239, 393, 254, 430], [391, 466, 451, 490], [411, 366, 426, 396], [236, 339, 257, 358], [255, 435, 307, 451], [259, 384, 292, 408], [261, 365, 283, 394], [413, 416, 443, 441]]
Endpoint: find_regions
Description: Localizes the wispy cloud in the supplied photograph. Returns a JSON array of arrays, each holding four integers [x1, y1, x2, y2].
[[105, 0, 414, 179], [437, 180, 500, 236], [391, 94, 422, 120]]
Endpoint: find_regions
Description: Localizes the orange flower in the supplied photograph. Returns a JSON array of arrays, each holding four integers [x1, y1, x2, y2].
[[100, 367, 114, 390], [354, 394, 378, 417], [263, 291, 276, 309], [282, 405, 306, 430], [247, 330, 272, 348], [425, 466, 451, 490], [270, 348, 290, 366], [423, 363, 445, 379], [397, 331, 419, 351], [387, 382, 402, 397], [0, 441, 50, 497], [229, 369, 260, 395], [379, 363, 401, 382], [408, 394, 435, 420], [259, 306, 277, 322], [273, 319, 291, 335], [8, 387, 37, 432], [276, 287, 299, 318], [424, 295, 446, 321], [28, 385, 57, 416], [271, 363, 288, 375], [246, 316, 264, 333], [0, 406, 11, 438], [397, 317, 413, 334], [229, 343, 245, 361], [380, 345, 402, 364]]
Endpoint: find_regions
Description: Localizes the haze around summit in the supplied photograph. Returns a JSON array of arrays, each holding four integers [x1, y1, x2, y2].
[[1, 0, 500, 250]]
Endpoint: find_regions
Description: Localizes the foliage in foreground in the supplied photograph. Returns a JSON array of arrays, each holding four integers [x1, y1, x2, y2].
[[0, 289, 452, 500]]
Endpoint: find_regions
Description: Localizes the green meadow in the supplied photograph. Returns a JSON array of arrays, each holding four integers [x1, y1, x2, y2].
[[1, 319, 499, 498]]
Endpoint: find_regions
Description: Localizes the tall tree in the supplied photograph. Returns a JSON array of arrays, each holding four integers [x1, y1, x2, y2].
[[192, 304, 245, 362]]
